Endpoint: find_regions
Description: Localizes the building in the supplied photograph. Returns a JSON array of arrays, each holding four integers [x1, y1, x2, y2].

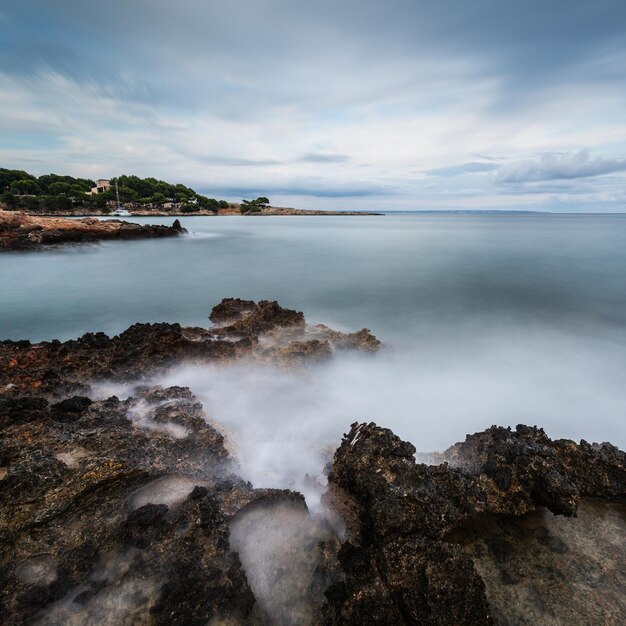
[[89, 179, 111, 195]]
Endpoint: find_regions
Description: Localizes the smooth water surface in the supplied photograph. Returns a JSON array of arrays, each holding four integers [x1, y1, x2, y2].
[[2, 214, 626, 456]]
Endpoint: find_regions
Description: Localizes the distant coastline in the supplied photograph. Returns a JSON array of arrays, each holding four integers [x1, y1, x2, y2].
[[1, 168, 384, 216], [26, 206, 384, 217]]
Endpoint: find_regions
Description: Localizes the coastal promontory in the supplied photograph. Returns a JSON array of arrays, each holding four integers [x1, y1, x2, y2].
[[0, 210, 185, 251]]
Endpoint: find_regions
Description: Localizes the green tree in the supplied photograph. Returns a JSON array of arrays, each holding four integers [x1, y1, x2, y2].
[[151, 192, 166, 206], [23, 196, 42, 212], [240, 199, 262, 214], [10, 179, 41, 195], [1, 191, 18, 209]]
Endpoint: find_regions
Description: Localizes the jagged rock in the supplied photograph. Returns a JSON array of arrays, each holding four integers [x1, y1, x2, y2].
[[209, 299, 305, 338], [0, 210, 185, 250], [319, 422, 625, 625], [171, 218, 184, 232], [0, 299, 380, 395], [0, 384, 306, 625], [209, 297, 258, 323], [126, 503, 169, 528], [0, 301, 383, 624], [50, 396, 93, 421]]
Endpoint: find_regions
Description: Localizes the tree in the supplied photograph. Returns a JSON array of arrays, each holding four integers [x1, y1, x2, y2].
[[47, 194, 72, 213], [151, 192, 166, 206], [10, 179, 41, 195], [23, 196, 42, 212], [0, 192, 18, 209], [240, 199, 262, 214], [240, 197, 270, 213]]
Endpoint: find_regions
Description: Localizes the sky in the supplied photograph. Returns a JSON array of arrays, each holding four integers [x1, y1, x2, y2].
[[1, 0, 625, 211]]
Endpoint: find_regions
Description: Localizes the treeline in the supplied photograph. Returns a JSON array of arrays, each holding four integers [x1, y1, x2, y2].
[[0, 169, 231, 213]]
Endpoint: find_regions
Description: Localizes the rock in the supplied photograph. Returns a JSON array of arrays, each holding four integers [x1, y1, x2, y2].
[[189, 485, 208, 499], [0, 396, 49, 427], [50, 396, 92, 421], [5, 296, 622, 624], [0, 383, 303, 625], [171, 218, 186, 233], [209, 299, 305, 338], [126, 503, 169, 528], [0, 300, 380, 395], [319, 422, 626, 625], [209, 297, 258, 322], [0, 210, 184, 251]]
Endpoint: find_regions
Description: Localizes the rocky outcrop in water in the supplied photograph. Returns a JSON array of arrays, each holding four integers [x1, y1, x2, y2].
[[0, 210, 185, 250], [2, 300, 624, 625], [319, 423, 626, 625], [0, 300, 379, 624], [0, 384, 312, 625], [0, 299, 380, 396]]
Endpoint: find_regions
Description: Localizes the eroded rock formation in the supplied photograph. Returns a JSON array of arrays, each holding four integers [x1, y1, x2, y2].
[[0, 299, 380, 396], [1, 300, 624, 625], [0, 299, 379, 623], [319, 423, 626, 625], [0, 210, 185, 250], [0, 385, 308, 625]]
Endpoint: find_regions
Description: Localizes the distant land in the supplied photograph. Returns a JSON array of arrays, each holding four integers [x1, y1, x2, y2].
[[0, 168, 380, 216]]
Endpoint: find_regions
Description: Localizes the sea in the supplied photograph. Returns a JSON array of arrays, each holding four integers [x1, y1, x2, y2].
[[2, 213, 626, 498]]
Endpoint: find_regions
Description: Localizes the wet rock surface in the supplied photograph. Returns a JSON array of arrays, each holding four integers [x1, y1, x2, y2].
[[319, 423, 625, 625], [448, 500, 626, 625], [0, 299, 380, 396], [0, 383, 308, 625], [0, 300, 379, 624], [0, 210, 185, 251], [2, 300, 624, 625]]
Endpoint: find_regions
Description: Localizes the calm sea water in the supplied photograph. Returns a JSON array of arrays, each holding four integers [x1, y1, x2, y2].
[[2, 214, 626, 455]]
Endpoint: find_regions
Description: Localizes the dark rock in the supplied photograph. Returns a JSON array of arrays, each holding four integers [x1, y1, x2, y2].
[[50, 396, 92, 421], [171, 219, 186, 233], [319, 422, 626, 625], [127, 503, 169, 528], [189, 485, 208, 499], [0, 396, 48, 426], [210, 299, 305, 337], [0, 300, 379, 396], [0, 211, 184, 251], [0, 381, 304, 625], [209, 297, 258, 322]]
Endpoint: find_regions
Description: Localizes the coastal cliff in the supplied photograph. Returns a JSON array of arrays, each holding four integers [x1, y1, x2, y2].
[[0, 211, 185, 251], [0, 300, 623, 625]]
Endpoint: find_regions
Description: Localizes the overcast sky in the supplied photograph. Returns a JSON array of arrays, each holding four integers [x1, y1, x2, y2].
[[1, 0, 625, 211]]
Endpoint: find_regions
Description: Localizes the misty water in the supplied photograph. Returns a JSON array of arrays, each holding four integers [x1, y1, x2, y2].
[[3, 214, 626, 503]]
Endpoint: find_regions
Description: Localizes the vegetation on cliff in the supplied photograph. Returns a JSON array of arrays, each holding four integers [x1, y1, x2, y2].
[[0, 168, 231, 213], [239, 196, 270, 213]]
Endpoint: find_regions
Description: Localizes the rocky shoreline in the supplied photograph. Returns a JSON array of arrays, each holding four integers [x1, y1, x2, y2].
[[1, 299, 624, 625], [32, 208, 383, 217], [0, 211, 185, 251]]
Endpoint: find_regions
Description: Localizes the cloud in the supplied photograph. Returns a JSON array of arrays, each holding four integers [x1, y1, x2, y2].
[[201, 181, 390, 199], [299, 153, 351, 163], [494, 150, 626, 184], [197, 156, 283, 167], [425, 162, 498, 177], [1, 1, 626, 210]]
